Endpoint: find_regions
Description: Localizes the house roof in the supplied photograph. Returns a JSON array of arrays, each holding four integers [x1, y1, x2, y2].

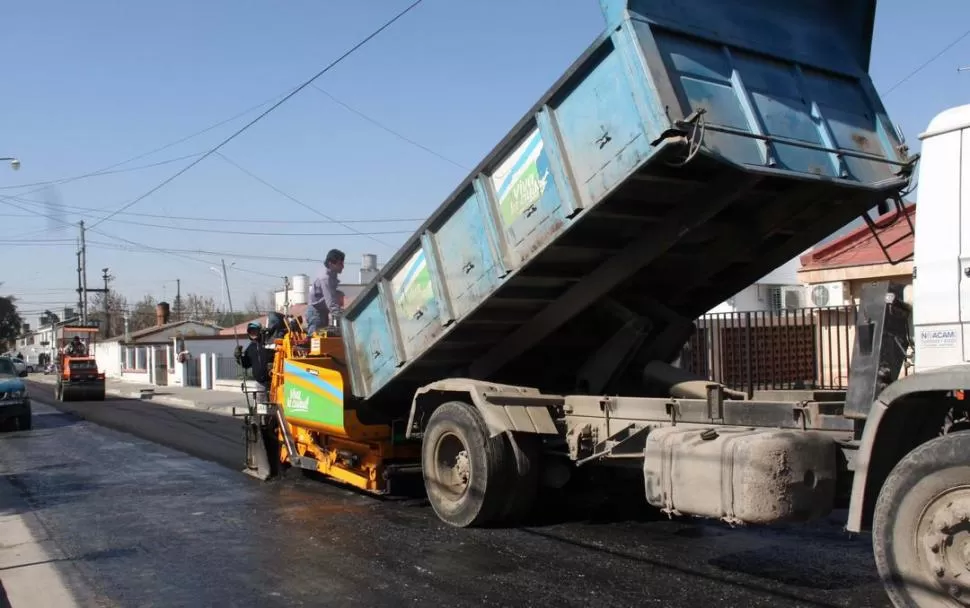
[[799, 203, 915, 271], [104, 320, 223, 343], [219, 304, 310, 336]]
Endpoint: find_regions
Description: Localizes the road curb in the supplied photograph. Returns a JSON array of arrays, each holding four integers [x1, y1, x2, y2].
[[111, 390, 237, 417], [27, 378, 237, 418]]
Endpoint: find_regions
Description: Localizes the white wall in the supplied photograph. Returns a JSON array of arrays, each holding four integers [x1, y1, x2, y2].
[[707, 257, 805, 314], [180, 337, 238, 357], [94, 342, 123, 378], [757, 257, 800, 285], [708, 285, 762, 314]]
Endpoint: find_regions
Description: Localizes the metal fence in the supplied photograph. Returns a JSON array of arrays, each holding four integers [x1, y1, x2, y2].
[[682, 305, 862, 396], [184, 358, 201, 387], [214, 355, 241, 381]]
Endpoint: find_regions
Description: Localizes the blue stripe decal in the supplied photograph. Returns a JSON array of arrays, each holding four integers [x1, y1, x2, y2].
[[283, 362, 342, 400], [494, 132, 542, 197], [397, 249, 427, 296]]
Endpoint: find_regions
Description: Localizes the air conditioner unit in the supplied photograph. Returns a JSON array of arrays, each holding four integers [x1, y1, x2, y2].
[[808, 281, 851, 307], [782, 286, 804, 310]]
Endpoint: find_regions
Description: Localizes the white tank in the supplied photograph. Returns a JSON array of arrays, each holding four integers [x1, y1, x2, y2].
[[291, 274, 309, 304], [359, 254, 379, 284]]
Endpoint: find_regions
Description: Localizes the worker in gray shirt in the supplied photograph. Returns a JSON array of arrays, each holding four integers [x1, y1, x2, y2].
[[305, 248, 345, 335]]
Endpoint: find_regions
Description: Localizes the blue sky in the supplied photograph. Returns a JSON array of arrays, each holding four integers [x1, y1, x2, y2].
[[1, 0, 968, 326]]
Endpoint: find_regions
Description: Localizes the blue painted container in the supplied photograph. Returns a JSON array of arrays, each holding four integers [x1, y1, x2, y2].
[[342, 0, 913, 402]]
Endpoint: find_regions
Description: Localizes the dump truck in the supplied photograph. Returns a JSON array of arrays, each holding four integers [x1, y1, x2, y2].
[[53, 325, 106, 402], [237, 0, 970, 604]]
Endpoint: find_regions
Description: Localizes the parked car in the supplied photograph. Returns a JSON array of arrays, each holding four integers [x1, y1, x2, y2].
[[0, 357, 30, 431], [2, 356, 27, 376]]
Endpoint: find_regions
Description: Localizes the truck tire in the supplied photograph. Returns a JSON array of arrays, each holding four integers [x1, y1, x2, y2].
[[873, 431, 970, 607], [422, 400, 512, 528]]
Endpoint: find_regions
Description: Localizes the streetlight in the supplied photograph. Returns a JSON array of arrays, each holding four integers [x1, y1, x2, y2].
[[0, 157, 20, 171]]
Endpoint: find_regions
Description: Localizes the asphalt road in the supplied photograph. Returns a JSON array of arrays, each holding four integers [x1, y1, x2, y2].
[[1, 381, 894, 607]]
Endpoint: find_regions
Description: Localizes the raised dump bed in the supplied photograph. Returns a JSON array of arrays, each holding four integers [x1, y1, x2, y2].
[[341, 0, 914, 407]]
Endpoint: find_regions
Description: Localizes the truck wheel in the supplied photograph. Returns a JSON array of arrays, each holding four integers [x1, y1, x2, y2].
[[16, 413, 31, 431], [422, 401, 511, 528], [873, 431, 970, 607]]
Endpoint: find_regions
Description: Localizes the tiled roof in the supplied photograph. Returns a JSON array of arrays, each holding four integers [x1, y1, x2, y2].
[[104, 320, 223, 343], [799, 203, 915, 271]]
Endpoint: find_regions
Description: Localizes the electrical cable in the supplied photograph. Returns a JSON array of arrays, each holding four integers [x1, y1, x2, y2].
[[884, 27, 970, 95], [2, 198, 423, 224], [86, 0, 425, 231], [310, 83, 468, 171], [0, 93, 287, 192], [213, 152, 398, 247], [0, 195, 279, 279], [88, 216, 414, 236]]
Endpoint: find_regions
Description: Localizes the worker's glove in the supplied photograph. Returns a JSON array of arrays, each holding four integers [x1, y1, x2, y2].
[[233, 345, 243, 361]]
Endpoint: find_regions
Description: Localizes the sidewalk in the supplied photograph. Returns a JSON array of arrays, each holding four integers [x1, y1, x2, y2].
[[27, 374, 243, 417], [0, 472, 86, 608]]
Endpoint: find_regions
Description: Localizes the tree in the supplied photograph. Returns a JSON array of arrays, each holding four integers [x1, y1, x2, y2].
[[129, 295, 158, 332], [183, 293, 218, 323], [0, 296, 22, 352], [246, 293, 271, 316], [89, 290, 128, 338], [39, 309, 60, 327], [214, 311, 250, 328]]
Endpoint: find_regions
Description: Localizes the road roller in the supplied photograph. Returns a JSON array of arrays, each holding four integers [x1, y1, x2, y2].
[[54, 326, 106, 402]]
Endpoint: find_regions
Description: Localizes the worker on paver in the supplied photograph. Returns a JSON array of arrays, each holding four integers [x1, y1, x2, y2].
[[234, 322, 274, 398], [305, 248, 345, 335]]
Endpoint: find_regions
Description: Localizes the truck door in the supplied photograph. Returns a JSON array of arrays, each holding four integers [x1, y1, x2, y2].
[[912, 108, 968, 371]]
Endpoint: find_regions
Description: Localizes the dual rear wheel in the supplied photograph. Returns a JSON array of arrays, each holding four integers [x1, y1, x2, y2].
[[421, 401, 540, 528]]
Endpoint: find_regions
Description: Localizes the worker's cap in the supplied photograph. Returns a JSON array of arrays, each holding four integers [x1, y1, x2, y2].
[[246, 322, 261, 331]]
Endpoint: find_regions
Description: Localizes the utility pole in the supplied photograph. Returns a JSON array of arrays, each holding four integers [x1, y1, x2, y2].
[[86, 268, 112, 338], [283, 276, 290, 313], [79, 221, 88, 323], [102, 268, 111, 337], [75, 247, 84, 322], [175, 279, 182, 322]]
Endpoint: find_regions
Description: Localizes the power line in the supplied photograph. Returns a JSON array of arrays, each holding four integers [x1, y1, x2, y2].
[[86, 0, 426, 232], [0, 94, 287, 193], [311, 83, 468, 170], [87, 216, 414, 236], [85, 240, 368, 264], [0, 152, 206, 191], [0, 194, 279, 279], [884, 27, 970, 95], [3, 191, 422, 224], [214, 152, 397, 247]]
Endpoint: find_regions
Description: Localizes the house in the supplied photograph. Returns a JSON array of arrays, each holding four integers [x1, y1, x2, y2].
[[95, 304, 222, 385], [220, 286, 366, 337], [707, 256, 806, 314], [798, 202, 915, 306], [794, 202, 915, 386], [15, 308, 80, 367]]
